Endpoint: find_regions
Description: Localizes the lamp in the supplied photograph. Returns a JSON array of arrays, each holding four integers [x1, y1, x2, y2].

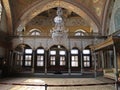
[[50, 7, 68, 44]]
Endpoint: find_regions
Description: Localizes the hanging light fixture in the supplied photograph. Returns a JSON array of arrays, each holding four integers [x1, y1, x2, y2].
[[50, 5, 68, 44]]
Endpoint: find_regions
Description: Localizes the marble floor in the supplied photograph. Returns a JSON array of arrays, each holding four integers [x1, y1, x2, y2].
[[0, 77, 119, 90]]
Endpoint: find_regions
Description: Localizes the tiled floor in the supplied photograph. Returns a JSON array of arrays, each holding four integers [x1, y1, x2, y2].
[[0, 77, 119, 90]]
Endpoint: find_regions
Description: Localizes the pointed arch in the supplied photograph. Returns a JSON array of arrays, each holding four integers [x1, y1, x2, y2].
[[17, 0, 100, 33], [2, 0, 13, 34]]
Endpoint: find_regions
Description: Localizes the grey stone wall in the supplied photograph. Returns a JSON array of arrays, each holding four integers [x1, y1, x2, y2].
[[12, 37, 102, 50], [109, 0, 120, 34]]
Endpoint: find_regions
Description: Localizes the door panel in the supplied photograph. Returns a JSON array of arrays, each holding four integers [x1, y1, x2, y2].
[[34, 49, 45, 73], [48, 49, 68, 73]]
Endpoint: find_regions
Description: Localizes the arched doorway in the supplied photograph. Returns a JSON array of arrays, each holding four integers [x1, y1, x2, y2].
[[14, 44, 33, 72], [47, 45, 68, 74]]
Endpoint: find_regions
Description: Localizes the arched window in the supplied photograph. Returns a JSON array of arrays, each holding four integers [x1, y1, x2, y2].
[[48, 45, 68, 73], [15, 44, 25, 66], [75, 29, 87, 36], [29, 29, 41, 36], [50, 50, 56, 66], [24, 48, 33, 66], [82, 49, 91, 68], [70, 47, 80, 67], [49, 45, 67, 66], [23, 45, 33, 67], [36, 47, 45, 67], [15, 44, 33, 67]]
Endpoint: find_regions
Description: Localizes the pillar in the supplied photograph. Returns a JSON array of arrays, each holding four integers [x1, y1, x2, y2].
[[68, 50, 71, 75], [80, 52, 83, 74], [93, 52, 97, 78], [32, 50, 35, 73], [113, 45, 118, 90], [45, 50, 47, 75], [101, 51, 105, 69]]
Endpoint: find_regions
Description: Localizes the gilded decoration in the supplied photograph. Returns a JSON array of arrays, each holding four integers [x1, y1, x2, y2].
[[2, 0, 108, 34]]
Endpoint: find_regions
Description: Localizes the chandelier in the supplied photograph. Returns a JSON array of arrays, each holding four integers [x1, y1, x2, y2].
[[50, 7, 68, 44]]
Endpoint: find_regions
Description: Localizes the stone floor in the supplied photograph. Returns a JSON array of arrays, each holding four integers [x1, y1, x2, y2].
[[0, 77, 119, 90]]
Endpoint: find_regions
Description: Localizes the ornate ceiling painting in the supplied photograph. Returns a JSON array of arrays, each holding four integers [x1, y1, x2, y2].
[[2, 0, 109, 35]]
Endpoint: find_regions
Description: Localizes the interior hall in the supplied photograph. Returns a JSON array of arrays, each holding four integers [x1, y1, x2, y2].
[[0, 0, 120, 90]]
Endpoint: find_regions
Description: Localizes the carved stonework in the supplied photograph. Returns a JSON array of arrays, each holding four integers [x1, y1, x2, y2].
[[27, 15, 89, 27]]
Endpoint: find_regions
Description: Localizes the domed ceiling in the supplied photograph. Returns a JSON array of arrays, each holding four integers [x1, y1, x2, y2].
[[2, 0, 114, 35]]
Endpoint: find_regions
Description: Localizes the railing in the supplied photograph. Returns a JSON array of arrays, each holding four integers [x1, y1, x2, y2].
[[8, 32, 107, 39], [0, 81, 117, 90]]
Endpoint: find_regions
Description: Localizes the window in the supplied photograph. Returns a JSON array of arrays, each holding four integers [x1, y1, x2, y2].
[[25, 55, 32, 66], [59, 50, 66, 66], [50, 50, 56, 55], [24, 48, 32, 66], [29, 29, 41, 36], [83, 50, 90, 54], [60, 56, 65, 66], [37, 56, 44, 66], [16, 54, 23, 66], [37, 49, 44, 54], [50, 50, 56, 66], [49, 45, 67, 66], [36, 48, 45, 66], [70, 48, 79, 67], [31, 31, 40, 36], [71, 49, 78, 54], [75, 29, 86, 36], [83, 49, 91, 68], [59, 50, 65, 55], [25, 49, 32, 54], [50, 56, 56, 65], [71, 56, 78, 67], [83, 56, 90, 67]]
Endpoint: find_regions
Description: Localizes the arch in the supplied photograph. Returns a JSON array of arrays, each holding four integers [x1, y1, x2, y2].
[[84, 45, 92, 49], [75, 29, 88, 36], [28, 28, 41, 35], [36, 46, 45, 50], [70, 47, 79, 51], [17, 0, 99, 33], [71, 47, 80, 50], [2, 0, 13, 34], [14, 43, 32, 52], [29, 28, 41, 33], [49, 45, 67, 50], [75, 29, 86, 33], [48, 44, 68, 72]]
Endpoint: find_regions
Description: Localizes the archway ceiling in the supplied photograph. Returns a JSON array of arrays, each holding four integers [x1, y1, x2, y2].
[[7, 0, 108, 35]]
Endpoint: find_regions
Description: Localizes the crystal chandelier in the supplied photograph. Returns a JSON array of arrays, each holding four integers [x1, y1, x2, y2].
[[50, 7, 68, 44]]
